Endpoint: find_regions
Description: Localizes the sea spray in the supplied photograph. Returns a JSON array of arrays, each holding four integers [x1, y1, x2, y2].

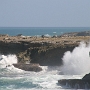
[[0, 54, 17, 67], [61, 42, 90, 75], [0, 54, 23, 74], [0, 55, 83, 90]]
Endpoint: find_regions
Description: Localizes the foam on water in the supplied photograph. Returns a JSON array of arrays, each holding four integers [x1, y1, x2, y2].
[[0, 54, 23, 75], [61, 41, 90, 75], [0, 53, 85, 89]]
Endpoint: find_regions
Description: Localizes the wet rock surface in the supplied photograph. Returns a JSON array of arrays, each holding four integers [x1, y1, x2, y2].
[[13, 63, 42, 72], [0, 35, 81, 66], [82, 73, 90, 80], [0, 34, 90, 71], [58, 79, 90, 89], [58, 73, 90, 89]]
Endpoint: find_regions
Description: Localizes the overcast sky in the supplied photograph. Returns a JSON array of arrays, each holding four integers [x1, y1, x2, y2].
[[0, 0, 90, 27]]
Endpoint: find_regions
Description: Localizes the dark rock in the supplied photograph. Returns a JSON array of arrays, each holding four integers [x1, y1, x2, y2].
[[30, 46, 75, 66], [61, 31, 90, 37], [0, 39, 76, 66], [58, 73, 90, 89], [0, 41, 29, 54], [77, 31, 90, 36], [13, 63, 42, 72], [82, 73, 90, 80], [17, 34, 23, 36], [58, 79, 90, 89], [0, 35, 80, 66]]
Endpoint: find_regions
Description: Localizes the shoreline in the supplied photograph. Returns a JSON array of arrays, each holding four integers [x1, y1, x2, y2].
[[0, 31, 90, 71], [0, 34, 90, 63], [0, 32, 90, 88]]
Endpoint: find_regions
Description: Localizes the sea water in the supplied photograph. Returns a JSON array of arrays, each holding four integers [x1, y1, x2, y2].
[[0, 27, 90, 36], [0, 54, 84, 90], [0, 27, 90, 90]]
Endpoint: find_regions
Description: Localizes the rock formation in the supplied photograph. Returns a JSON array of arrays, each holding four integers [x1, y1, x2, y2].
[[82, 73, 90, 80], [58, 73, 90, 89], [61, 31, 90, 37], [0, 35, 79, 66], [0, 34, 90, 71], [13, 63, 42, 72]]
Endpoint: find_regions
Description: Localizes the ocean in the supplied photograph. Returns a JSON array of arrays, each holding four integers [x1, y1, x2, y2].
[[0, 27, 90, 90], [0, 54, 85, 90], [0, 27, 90, 36]]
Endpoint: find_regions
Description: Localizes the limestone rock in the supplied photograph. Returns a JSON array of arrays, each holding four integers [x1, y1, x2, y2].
[[0, 35, 89, 66], [13, 63, 42, 72]]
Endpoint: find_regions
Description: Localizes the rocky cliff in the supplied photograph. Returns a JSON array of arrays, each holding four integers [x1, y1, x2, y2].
[[0, 35, 81, 66], [0, 35, 89, 66], [0, 40, 76, 66]]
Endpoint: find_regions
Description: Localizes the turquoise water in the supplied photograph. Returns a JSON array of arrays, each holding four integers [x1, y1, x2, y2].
[[0, 27, 90, 36]]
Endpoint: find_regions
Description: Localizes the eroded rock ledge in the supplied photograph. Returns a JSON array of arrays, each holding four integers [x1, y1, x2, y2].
[[13, 63, 42, 72], [58, 73, 90, 89], [0, 35, 89, 66]]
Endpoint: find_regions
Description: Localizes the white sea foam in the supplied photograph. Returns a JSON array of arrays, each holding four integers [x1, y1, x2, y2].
[[61, 42, 90, 75], [0, 55, 17, 65], [0, 54, 23, 74], [0, 52, 85, 89]]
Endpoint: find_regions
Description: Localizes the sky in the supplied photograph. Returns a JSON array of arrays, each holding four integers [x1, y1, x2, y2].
[[0, 0, 90, 27]]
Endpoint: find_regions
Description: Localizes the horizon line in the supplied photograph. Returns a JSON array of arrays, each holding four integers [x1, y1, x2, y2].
[[0, 27, 90, 28]]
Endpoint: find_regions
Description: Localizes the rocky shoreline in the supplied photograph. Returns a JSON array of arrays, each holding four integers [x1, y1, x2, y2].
[[58, 73, 90, 89], [13, 63, 42, 72], [0, 31, 90, 65], [0, 34, 90, 68], [0, 31, 90, 88]]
